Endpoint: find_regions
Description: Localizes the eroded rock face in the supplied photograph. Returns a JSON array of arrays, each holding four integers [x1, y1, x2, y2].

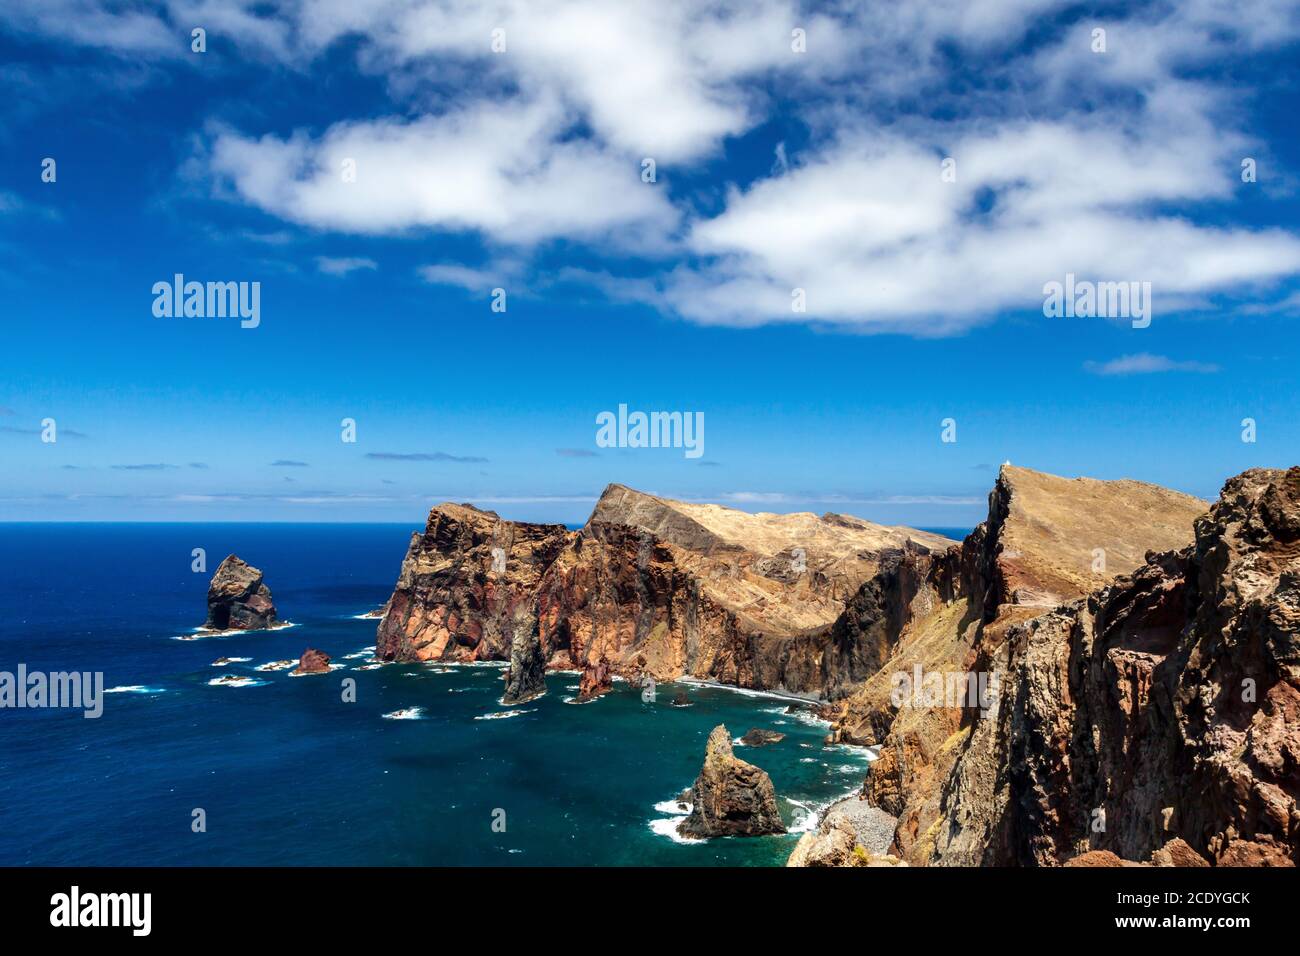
[[930, 467, 1300, 867], [376, 503, 571, 664], [376, 485, 954, 700], [813, 464, 1207, 863], [291, 648, 331, 676], [679, 725, 786, 838], [205, 555, 278, 631]]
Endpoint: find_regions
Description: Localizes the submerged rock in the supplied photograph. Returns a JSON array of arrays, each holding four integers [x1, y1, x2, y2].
[[205, 555, 278, 631], [739, 728, 785, 747], [291, 648, 331, 676], [678, 725, 785, 838]]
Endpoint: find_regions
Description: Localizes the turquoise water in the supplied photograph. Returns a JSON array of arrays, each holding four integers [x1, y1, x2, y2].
[[0, 524, 873, 866]]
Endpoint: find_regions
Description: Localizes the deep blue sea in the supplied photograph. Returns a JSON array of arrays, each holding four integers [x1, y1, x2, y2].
[[0, 523, 904, 866]]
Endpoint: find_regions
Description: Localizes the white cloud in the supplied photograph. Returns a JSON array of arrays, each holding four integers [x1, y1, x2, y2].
[[1084, 354, 1220, 375], [207, 96, 679, 244], [316, 255, 377, 276]]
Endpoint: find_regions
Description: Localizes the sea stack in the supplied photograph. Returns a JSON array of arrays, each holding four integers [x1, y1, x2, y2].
[[501, 614, 546, 704], [290, 648, 331, 676], [678, 725, 786, 838], [576, 658, 612, 702], [205, 555, 278, 631]]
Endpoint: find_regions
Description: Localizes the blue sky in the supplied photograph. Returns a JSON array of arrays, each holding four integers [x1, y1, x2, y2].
[[1, 0, 1299, 526]]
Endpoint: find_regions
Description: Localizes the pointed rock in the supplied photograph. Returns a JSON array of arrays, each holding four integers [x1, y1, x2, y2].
[[678, 725, 786, 838]]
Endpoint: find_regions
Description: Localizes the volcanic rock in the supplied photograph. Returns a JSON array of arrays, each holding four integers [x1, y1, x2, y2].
[[804, 464, 1207, 864], [205, 555, 278, 631], [928, 466, 1300, 867], [290, 648, 331, 676], [375, 484, 955, 702], [576, 658, 612, 702], [501, 611, 547, 704], [739, 728, 785, 746], [678, 725, 786, 838]]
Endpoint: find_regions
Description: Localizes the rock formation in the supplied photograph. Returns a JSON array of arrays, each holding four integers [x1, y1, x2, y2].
[[576, 658, 612, 702], [501, 613, 547, 704], [205, 555, 278, 631], [787, 797, 902, 867], [929, 467, 1300, 867], [291, 648, 331, 676], [739, 728, 785, 746], [376, 485, 954, 699], [678, 725, 786, 838], [790, 464, 1300, 868]]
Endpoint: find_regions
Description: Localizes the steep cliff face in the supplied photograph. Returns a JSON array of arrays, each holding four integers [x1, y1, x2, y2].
[[375, 503, 571, 664], [930, 467, 1300, 867], [816, 465, 1208, 861], [376, 484, 955, 699]]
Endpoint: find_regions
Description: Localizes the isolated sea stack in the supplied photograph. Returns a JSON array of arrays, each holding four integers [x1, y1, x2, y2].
[[576, 658, 613, 702], [290, 648, 331, 676], [678, 725, 786, 838], [205, 555, 278, 631]]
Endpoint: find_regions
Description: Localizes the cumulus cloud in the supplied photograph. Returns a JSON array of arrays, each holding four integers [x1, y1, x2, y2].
[[14, 0, 1300, 335], [207, 96, 679, 244]]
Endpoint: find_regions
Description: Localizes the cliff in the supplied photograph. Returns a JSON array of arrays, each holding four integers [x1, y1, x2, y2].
[[929, 467, 1300, 867], [376, 484, 956, 699]]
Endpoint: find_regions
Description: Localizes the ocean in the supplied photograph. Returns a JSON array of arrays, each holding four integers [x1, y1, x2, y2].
[[0, 523, 889, 866]]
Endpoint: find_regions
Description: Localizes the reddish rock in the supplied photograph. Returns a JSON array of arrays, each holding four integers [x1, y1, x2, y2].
[[576, 659, 612, 702], [291, 648, 331, 676]]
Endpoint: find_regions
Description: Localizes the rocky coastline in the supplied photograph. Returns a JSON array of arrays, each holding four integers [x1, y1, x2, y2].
[[367, 465, 1298, 865]]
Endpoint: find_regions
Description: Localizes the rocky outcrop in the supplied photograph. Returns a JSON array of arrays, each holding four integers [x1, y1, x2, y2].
[[501, 612, 546, 704], [291, 648, 331, 676], [376, 485, 954, 700], [929, 467, 1300, 867], [788, 797, 901, 867], [376, 503, 570, 664], [205, 555, 278, 631], [679, 725, 786, 838], [576, 658, 612, 702], [739, 728, 785, 746], [811, 464, 1208, 864]]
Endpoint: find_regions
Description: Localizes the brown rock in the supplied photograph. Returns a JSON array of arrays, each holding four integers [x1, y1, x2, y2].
[[1151, 838, 1211, 868], [290, 648, 331, 676], [928, 466, 1300, 868], [1064, 851, 1129, 867], [375, 485, 953, 700], [205, 555, 278, 631], [678, 725, 786, 838], [576, 658, 612, 702], [739, 728, 786, 747]]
